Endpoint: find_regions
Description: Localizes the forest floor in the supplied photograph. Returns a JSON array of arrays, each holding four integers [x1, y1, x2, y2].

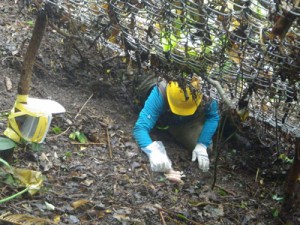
[[0, 1, 299, 225]]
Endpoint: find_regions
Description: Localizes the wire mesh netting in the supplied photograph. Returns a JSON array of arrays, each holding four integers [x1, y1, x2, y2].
[[42, 0, 299, 141]]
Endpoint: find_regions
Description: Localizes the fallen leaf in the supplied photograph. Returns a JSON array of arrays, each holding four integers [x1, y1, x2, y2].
[[204, 204, 224, 218], [4, 76, 12, 91], [82, 179, 94, 186], [39, 152, 49, 161], [12, 168, 44, 195], [45, 201, 55, 211], [54, 215, 61, 223], [71, 199, 91, 209]]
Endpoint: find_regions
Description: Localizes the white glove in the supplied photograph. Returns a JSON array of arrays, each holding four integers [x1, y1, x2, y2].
[[142, 141, 172, 172], [192, 143, 209, 172]]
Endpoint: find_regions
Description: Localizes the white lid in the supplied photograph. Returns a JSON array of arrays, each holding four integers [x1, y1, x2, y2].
[[25, 98, 66, 114]]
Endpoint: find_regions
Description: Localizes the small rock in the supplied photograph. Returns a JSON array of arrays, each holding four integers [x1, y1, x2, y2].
[[68, 215, 80, 224]]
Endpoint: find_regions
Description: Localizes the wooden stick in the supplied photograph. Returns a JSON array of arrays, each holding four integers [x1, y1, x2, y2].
[[18, 11, 47, 96], [74, 93, 93, 119], [47, 127, 70, 139], [215, 184, 236, 196], [71, 142, 104, 145], [141, 163, 152, 181], [154, 205, 202, 225], [206, 77, 235, 109], [159, 210, 167, 225], [106, 127, 112, 159]]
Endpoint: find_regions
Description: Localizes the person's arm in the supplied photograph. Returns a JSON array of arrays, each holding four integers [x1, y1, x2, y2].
[[133, 86, 166, 149], [197, 99, 220, 147], [192, 99, 220, 172], [133, 87, 172, 173]]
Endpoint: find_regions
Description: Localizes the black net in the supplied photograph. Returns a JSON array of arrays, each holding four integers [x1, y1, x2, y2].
[[41, 0, 299, 140]]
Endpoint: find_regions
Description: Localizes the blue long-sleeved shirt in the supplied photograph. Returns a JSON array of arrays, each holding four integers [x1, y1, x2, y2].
[[133, 86, 220, 149]]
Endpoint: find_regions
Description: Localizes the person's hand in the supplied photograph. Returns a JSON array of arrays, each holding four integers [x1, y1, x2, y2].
[[192, 144, 209, 172], [142, 141, 172, 172]]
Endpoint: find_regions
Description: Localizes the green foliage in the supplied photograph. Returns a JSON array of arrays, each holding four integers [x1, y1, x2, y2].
[[27, 20, 34, 27], [65, 151, 72, 159], [0, 137, 16, 151], [176, 213, 187, 220], [272, 194, 283, 202], [30, 142, 42, 151], [52, 126, 62, 134], [174, 188, 179, 194], [271, 208, 279, 217], [217, 188, 228, 196], [0, 187, 29, 204], [0, 111, 9, 120], [0, 157, 11, 169], [4, 174, 15, 186], [278, 154, 293, 164], [240, 201, 247, 209], [69, 131, 88, 143]]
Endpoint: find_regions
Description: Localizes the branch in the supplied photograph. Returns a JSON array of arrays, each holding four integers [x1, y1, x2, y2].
[[154, 205, 202, 225], [206, 77, 235, 109]]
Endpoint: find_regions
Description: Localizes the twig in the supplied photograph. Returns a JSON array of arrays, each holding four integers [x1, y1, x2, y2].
[[71, 142, 104, 145], [215, 184, 236, 196], [106, 127, 112, 159], [255, 168, 260, 183], [159, 210, 167, 225], [47, 127, 70, 139], [188, 201, 219, 207], [141, 163, 152, 180], [74, 93, 93, 119], [154, 205, 202, 225], [73, 43, 87, 65], [34, 60, 49, 76], [48, 22, 80, 40], [88, 23, 111, 50], [48, 93, 93, 140], [101, 54, 120, 64], [206, 77, 235, 109], [211, 113, 234, 190], [88, 116, 109, 128]]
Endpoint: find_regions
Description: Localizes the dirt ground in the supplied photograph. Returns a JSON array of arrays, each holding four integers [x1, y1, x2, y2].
[[0, 1, 299, 225]]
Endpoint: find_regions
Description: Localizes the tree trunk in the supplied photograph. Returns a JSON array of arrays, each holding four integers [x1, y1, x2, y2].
[[18, 11, 47, 98]]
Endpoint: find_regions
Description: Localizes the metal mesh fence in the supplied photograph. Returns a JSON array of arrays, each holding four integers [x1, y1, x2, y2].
[[42, 0, 300, 139]]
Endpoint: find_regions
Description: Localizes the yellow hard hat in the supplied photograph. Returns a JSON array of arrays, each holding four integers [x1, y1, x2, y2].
[[166, 81, 202, 116]]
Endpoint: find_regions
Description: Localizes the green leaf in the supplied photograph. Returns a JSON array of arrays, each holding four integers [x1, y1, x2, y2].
[[272, 194, 283, 201], [76, 132, 88, 144], [31, 143, 42, 151], [65, 151, 72, 158], [278, 154, 293, 164], [27, 20, 34, 27], [4, 174, 16, 186], [0, 157, 12, 170], [52, 126, 62, 134], [69, 132, 77, 140], [218, 189, 228, 196], [0, 137, 16, 151], [69, 131, 88, 143], [176, 213, 187, 220], [240, 201, 247, 209], [272, 208, 279, 217]]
